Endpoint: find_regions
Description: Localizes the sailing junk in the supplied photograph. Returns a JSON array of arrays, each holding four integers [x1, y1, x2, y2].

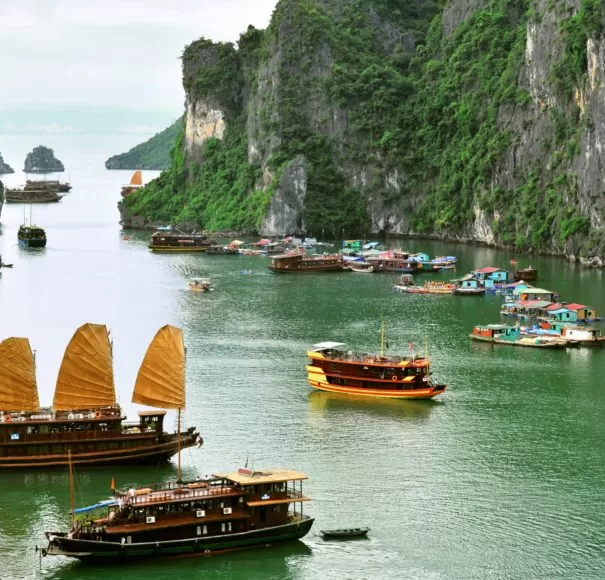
[[0, 324, 200, 468], [121, 170, 143, 197]]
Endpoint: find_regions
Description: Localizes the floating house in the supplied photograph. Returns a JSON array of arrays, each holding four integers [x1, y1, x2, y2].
[[501, 300, 553, 321], [514, 287, 560, 302], [564, 303, 598, 322], [543, 303, 577, 322], [472, 266, 511, 283]]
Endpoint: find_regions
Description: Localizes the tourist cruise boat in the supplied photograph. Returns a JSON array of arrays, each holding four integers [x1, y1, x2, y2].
[[148, 231, 214, 253], [42, 466, 313, 562], [268, 250, 344, 273], [0, 324, 200, 468], [306, 341, 446, 399], [4, 187, 63, 203]]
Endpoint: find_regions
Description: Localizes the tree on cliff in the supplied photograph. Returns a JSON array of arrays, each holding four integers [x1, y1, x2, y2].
[[24, 145, 65, 173]]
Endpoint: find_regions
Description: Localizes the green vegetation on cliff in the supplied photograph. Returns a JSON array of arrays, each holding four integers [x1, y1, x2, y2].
[[123, 31, 267, 230], [125, 0, 604, 257], [105, 119, 182, 170]]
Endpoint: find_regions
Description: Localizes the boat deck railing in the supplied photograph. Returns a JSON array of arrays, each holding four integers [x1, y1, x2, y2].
[[318, 350, 425, 365]]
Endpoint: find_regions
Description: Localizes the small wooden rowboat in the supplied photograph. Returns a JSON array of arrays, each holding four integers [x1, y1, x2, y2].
[[320, 527, 370, 539]]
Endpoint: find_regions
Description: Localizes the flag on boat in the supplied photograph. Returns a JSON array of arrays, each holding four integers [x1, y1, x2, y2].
[[110, 477, 115, 490]]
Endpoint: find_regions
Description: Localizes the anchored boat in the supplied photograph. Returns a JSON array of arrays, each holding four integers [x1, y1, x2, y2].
[[42, 466, 313, 562], [306, 333, 446, 399], [0, 324, 200, 468]]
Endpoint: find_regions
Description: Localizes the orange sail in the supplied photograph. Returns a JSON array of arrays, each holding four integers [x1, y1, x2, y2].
[[53, 323, 116, 410], [130, 170, 143, 186], [0, 337, 40, 412], [132, 325, 185, 409]]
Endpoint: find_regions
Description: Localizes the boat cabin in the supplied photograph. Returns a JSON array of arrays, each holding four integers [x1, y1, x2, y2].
[[471, 324, 520, 340], [75, 468, 309, 542], [514, 287, 559, 302]]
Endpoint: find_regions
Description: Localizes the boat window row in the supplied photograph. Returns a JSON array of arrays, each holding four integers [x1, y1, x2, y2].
[[0, 439, 143, 456]]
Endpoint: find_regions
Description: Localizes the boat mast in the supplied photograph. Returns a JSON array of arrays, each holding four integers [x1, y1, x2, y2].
[[380, 320, 385, 357], [177, 407, 182, 486], [68, 450, 75, 530]]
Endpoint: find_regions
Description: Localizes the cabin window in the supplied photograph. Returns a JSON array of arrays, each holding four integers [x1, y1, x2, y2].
[[196, 526, 202, 536], [221, 523, 226, 533], [203, 525, 208, 535], [272, 506, 281, 514], [10, 432, 20, 441], [239, 497, 244, 504], [227, 522, 232, 532]]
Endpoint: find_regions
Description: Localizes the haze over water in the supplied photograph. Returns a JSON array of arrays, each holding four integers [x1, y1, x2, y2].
[[1, 135, 604, 579]]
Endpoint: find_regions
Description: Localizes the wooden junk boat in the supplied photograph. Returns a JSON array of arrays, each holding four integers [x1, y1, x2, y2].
[[4, 187, 63, 203], [18, 224, 47, 248], [42, 465, 313, 562], [148, 231, 214, 253], [25, 179, 71, 193], [306, 341, 446, 399], [121, 170, 144, 197], [268, 250, 344, 273], [0, 324, 200, 468]]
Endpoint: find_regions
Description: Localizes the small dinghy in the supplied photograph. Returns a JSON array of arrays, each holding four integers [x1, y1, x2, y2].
[[320, 527, 370, 539]]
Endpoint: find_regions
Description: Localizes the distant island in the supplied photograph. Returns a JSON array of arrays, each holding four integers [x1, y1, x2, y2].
[[0, 153, 14, 174], [105, 118, 182, 170], [24, 145, 64, 173]]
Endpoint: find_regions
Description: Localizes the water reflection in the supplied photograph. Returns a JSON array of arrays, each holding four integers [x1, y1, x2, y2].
[[41, 538, 313, 579], [307, 390, 438, 421]]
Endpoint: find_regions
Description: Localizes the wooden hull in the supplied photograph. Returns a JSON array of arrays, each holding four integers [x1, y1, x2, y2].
[[268, 265, 344, 273], [470, 335, 568, 348], [453, 288, 486, 296], [6, 196, 61, 203], [18, 238, 47, 248], [43, 517, 314, 562], [308, 378, 445, 399], [149, 246, 210, 253], [0, 432, 199, 469]]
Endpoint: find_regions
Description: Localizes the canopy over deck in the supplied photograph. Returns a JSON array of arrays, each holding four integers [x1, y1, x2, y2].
[[213, 468, 308, 486], [310, 342, 346, 351]]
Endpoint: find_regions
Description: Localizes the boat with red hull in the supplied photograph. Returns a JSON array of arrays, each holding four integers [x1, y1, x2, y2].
[[306, 341, 446, 399]]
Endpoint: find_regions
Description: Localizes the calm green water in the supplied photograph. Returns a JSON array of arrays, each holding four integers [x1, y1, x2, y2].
[[1, 136, 605, 579]]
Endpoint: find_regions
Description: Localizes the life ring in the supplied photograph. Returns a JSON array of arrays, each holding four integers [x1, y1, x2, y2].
[[391, 375, 398, 382], [4, 415, 11, 422]]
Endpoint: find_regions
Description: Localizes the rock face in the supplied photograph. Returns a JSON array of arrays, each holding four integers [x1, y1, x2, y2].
[[0, 153, 14, 174], [24, 146, 64, 173], [105, 119, 182, 170], [123, 0, 605, 264]]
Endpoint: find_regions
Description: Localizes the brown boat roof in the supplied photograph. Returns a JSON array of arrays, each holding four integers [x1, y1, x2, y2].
[[213, 468, 308, 485]]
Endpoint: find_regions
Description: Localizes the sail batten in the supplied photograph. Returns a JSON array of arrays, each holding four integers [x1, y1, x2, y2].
[[132, 325, 185, 409], [0, 338, 40, 412], [53, 323, 116, 411]]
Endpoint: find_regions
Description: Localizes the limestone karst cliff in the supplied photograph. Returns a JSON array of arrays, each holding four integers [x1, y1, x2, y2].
[[105, 118, 182, 170], [24, 145, 64, 173], [0, 153, 14, 174], [121, 0, 605, 264]]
